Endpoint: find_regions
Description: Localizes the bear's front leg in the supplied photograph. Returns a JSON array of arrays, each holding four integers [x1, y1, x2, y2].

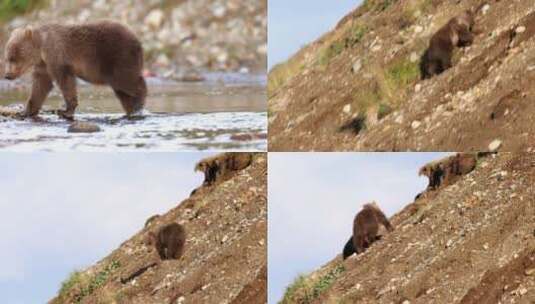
[[52, 66, 78, 120], [24, 64, 53, 118]]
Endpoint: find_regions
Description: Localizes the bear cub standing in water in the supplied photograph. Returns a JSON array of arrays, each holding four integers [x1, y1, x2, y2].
[[420, 10, 475, 79], [343, 202, 393, 259], [3, 21, 146, 120]]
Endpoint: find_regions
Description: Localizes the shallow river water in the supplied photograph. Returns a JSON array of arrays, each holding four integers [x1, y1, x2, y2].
[[0, 73, 267, 151]]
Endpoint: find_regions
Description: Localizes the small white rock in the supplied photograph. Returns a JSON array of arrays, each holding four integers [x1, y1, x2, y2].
[[411, 120, 421, 129], [415, 84, 422, 92], [352, 59, 362, 73], [481, 4, 490, 15], [488, 139, 502, 152], [516, 26, 526, 34], [414, 26, 424, 34], [145, 9, 165, 29], [343, 104, 352, 114], [410, 52, 419, 63]]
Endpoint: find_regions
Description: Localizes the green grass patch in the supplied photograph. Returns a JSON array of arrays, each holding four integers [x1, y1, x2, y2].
[[58, 260, 121, 304], [363, 0, 397, 12], [280, 265, 346, 304], [280, 275, 308, 303], [377, 103, 393, 120], [344, 23, 368, 48], [385, 58, 420, 91], [0, 0, 45, 23], [318, 40, 345, 67], [268, 59, 304, 97], [310, 265, 346, 299], [59, 271, 85, 299]]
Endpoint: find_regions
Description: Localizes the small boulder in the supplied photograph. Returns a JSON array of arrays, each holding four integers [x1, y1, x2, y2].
[[68, 121, 101, 133]]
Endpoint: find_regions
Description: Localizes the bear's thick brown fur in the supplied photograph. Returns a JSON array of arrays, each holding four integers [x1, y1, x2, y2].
[[419, 153, 477, 191], [344, 202, 393, 259], [195, 153, 253, 186], [420, 11, 475, 79], [3, 21, 146, 119], [149, 222, 186, 260]]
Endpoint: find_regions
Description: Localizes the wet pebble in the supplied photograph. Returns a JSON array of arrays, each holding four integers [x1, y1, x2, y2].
[[68, 121, 101, 133]]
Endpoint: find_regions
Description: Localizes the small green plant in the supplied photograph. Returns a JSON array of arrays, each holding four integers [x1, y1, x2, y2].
[[344, 23, 368, 48], [268, 59, 304, 96], [0, 0, 45, 22], [280, 265, 346, 303], [318, 40, 345, 66], [377, 103, 393, 120], [310, 265, 346, 299], [59, 271, 84, 298], [74, 260, 121, 303], [363, 0, 397, 12], [385, 58, 420, 90], [280, 275, 308, 303]]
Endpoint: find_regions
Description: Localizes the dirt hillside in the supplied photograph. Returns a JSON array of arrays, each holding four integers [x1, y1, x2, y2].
[[269, 0, 535, 151], [280, 152, 535, 303], [50, 153, 267, 304]]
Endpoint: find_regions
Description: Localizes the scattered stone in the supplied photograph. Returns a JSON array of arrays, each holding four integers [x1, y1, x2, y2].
[[221, 235, 229, 243], [144, 9, 164, 29], [519, 287, 528, 296], [410, 52, 419, 63], [343, 104, 352, 114], [488, 139, 502, 152], [68, 122, 101, 133], [411, 120, 421, 129], [415, 84, 422, 92], [155, 54, 171, 67], [525, 268, 535, 276], [402, 300, 411, 304], [352, 59, 362, 73], [414, 26, 424, 34], [515, 26, 526, 34], [481, 4, 490, 15]]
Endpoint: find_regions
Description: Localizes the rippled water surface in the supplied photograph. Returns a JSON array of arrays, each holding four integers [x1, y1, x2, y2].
[[0, 73, 267, 151]]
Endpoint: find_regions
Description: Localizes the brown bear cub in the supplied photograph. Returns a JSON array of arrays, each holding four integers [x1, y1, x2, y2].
[[3, 21, 146, 120], [343, 202, 393, 259], [195, 152, 253, 186], [149, 223, 186, 260], [420, 10, 475, 79], [419, 153, 476, 191]]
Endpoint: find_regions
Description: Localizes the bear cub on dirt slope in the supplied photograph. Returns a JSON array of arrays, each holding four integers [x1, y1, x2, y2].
[[420, 10, 475, 79], [343, 202, 393, 259], [3, 21, 146, 120]]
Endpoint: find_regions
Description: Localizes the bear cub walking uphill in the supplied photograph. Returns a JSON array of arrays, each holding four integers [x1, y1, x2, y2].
[[343, 202, 393, 260], [420, 10, 475, 79], [3, 21, 146, 120], [148, 222, 186, 260]]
